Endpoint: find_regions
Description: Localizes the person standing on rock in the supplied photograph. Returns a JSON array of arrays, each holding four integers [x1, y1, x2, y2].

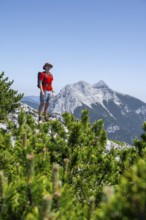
[[38, 63, 54, 121]]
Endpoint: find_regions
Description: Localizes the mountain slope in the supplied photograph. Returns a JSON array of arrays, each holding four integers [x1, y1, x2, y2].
[[49, 80, 146, 144]]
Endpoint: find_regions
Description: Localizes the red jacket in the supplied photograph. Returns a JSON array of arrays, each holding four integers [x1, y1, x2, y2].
[[40, 72, 53, 91]]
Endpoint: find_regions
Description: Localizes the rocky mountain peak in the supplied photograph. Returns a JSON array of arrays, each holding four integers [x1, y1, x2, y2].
[[93, 80, 109, 89]]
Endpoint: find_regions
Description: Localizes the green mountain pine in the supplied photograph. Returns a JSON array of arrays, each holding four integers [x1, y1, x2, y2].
[[0, 72, 23, 121]]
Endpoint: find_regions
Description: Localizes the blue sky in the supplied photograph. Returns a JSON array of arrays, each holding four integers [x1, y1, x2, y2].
[[0, 0, 146, 102]]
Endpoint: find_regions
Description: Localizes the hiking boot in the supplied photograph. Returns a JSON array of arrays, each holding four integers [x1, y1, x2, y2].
[[44, 116, 49, 122], [38, 116, 42, 121]]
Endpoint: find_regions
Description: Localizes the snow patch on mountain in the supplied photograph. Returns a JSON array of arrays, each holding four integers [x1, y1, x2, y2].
[[107, 124, 120, 133], [135, 106, 146, 115]]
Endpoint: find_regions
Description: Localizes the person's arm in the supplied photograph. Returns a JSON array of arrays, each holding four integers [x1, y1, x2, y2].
[[51, 74, 55, 94], [39, 81, 44, 95], [52, 85, 55, 93]]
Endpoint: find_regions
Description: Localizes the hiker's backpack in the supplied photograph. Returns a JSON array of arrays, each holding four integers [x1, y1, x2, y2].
[[37, 72, 53, 88], [37, 72, 42, 88]]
